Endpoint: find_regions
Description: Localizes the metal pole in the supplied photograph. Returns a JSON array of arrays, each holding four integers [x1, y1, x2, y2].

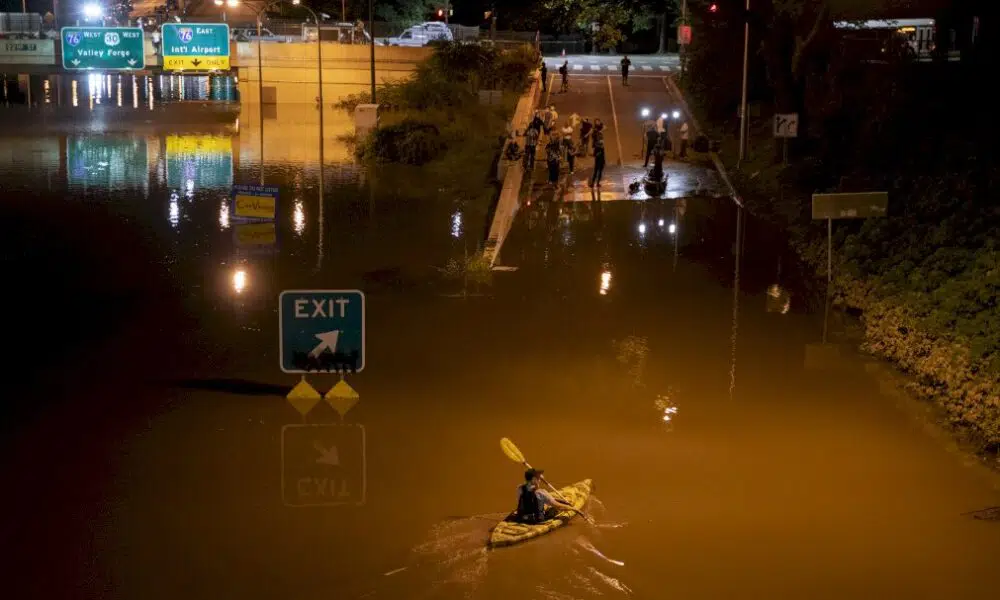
[[444, 0, 449, 25], [369, 0, 375, 103], [827, 217, 832, 286], [737, 0, 750, 167], [312, 7, 323, 169], [680, 0, 687, 77], [257, 13, 265, 185], [341, 0, 345, 21]]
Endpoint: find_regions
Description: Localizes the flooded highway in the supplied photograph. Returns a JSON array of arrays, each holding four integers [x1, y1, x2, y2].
[[2, 104, 1000, 600]]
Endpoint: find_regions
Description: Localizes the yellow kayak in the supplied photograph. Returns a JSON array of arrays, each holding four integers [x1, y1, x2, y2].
[[488, 479, 593, 548]]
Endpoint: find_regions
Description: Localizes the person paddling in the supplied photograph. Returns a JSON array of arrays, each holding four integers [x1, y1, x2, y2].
[[515, 468, 579, 524]]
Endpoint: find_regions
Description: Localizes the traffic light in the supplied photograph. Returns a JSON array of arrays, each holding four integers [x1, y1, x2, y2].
[[709, 3, 718, 12], [437, 9, 443, 17]]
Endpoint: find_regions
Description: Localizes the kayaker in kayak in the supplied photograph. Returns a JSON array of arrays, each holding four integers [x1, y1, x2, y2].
[[515, 468, 579, 524]]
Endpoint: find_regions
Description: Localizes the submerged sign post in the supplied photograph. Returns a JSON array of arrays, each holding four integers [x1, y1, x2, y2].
[[61, 27, 145, 70], [231, 184, 278, 220], [280, 290, 366, 374], [811, 191, 888, 346], [161, 23, 231, 71]]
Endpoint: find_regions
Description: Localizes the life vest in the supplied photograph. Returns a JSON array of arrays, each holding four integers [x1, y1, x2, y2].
[[517, 483, 545, 523]]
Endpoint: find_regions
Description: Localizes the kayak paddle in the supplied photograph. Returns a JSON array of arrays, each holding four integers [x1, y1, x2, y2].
[[500, 437, 595, 524]]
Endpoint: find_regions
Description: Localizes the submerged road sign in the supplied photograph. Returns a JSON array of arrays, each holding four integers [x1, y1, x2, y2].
[[812, 191, 888, 220], [161, 23, 230, 71], [281, 424, 366, 507], [61, 27, 145, 70], [232, 184, 278, 220], [279, 290, 366, 373]]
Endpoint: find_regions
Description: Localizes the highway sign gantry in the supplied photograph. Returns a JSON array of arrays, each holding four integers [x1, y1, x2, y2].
[[161, 23, 231, 71], [279, 290, 366, 374], [61, 27, 145, 70]]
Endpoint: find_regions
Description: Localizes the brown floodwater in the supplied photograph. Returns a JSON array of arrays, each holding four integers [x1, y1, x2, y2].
[[1, 104, 999, 600]]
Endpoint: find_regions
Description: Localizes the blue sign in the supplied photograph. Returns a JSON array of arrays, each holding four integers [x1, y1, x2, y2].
[[280, 290, 366, 373], [231, 184, 278, 220], [281, 424, 366, 507]]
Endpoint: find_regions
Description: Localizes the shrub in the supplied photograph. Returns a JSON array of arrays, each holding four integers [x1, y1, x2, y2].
[[356, 119, 446, 165]]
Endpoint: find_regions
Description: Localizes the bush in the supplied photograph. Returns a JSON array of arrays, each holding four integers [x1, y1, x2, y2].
[[356, 119, 446, 165], [342, 41, 536, 167]]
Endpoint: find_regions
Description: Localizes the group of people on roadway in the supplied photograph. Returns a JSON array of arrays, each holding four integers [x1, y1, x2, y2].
[[518, 105, 608, 189]]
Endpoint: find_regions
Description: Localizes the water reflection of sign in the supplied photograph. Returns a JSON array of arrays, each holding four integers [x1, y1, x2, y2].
[[0, 39, 55, 64], [281, 424, 366, 507], [67, 136, 149, 189], [235, 222, 277, 248], [61, 27, 145, 70], [161, 23, 230, 71], [232, 184, 278, 220], [165, 135, 233, 189]]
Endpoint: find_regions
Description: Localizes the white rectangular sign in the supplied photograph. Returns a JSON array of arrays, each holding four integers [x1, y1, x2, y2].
[[0, 39, 55, 65], [773, 113, 799, 138]]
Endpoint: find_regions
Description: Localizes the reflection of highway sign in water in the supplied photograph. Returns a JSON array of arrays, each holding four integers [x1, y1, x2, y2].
[[279, 290, 366, 373], [61, 27, 145, 70], [165, 135, 233, 189], [66, 136, 149, 189], [161, 23, 231, 71], [281, 424, 366, 507]]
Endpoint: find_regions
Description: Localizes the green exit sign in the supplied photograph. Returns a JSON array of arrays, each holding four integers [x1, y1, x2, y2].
[[61, 27, 145, 70]]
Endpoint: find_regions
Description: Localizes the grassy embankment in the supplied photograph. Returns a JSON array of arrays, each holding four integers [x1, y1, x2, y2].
[[682, 54, 999, 458]]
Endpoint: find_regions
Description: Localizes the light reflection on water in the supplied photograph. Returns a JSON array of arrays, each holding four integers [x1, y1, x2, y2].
[[366, 497, 631, 599]]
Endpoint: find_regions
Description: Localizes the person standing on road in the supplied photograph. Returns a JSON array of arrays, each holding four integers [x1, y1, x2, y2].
[[591, 119, 604, 154], [523, 126, 539, 171], [620, 55, 631, 86], [643, 121, 659, 167], [590, 131, 606, 188], [543, 106, 558, 136], [562, 125, 577, 175], [546, 136, 562, 186], [540, 61, 548, 93], [679, 121, 689, 159], [579, 118, 593, 156], [559, 60, 569, 93]]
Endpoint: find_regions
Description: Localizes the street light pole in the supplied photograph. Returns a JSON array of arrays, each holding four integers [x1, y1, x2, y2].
[[680, 0, 688, 77], [369, 0, 375, 103], [737, 0, 750, 168]]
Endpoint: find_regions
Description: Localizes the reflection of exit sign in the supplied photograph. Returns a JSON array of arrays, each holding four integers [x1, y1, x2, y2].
[[281, 424, 366, 507]]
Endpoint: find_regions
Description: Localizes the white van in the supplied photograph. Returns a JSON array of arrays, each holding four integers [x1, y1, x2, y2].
[[380, 23, 453, 47]]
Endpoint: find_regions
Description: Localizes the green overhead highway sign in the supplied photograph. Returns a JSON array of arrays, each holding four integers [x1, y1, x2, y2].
[[61, 27, 145, 70], [161, 23, 231, 71]]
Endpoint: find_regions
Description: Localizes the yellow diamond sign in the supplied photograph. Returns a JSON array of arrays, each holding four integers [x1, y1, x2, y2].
[[325, 379, 360, 418], [287, 377, 321, 416]]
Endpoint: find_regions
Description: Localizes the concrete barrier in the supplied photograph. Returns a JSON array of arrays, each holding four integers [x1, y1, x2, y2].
[[483, 73, 541, 266], [234, 42, 432, 104]]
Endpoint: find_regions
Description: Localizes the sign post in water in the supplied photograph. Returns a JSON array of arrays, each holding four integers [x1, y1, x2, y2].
[[231, 184, 278, 221]]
